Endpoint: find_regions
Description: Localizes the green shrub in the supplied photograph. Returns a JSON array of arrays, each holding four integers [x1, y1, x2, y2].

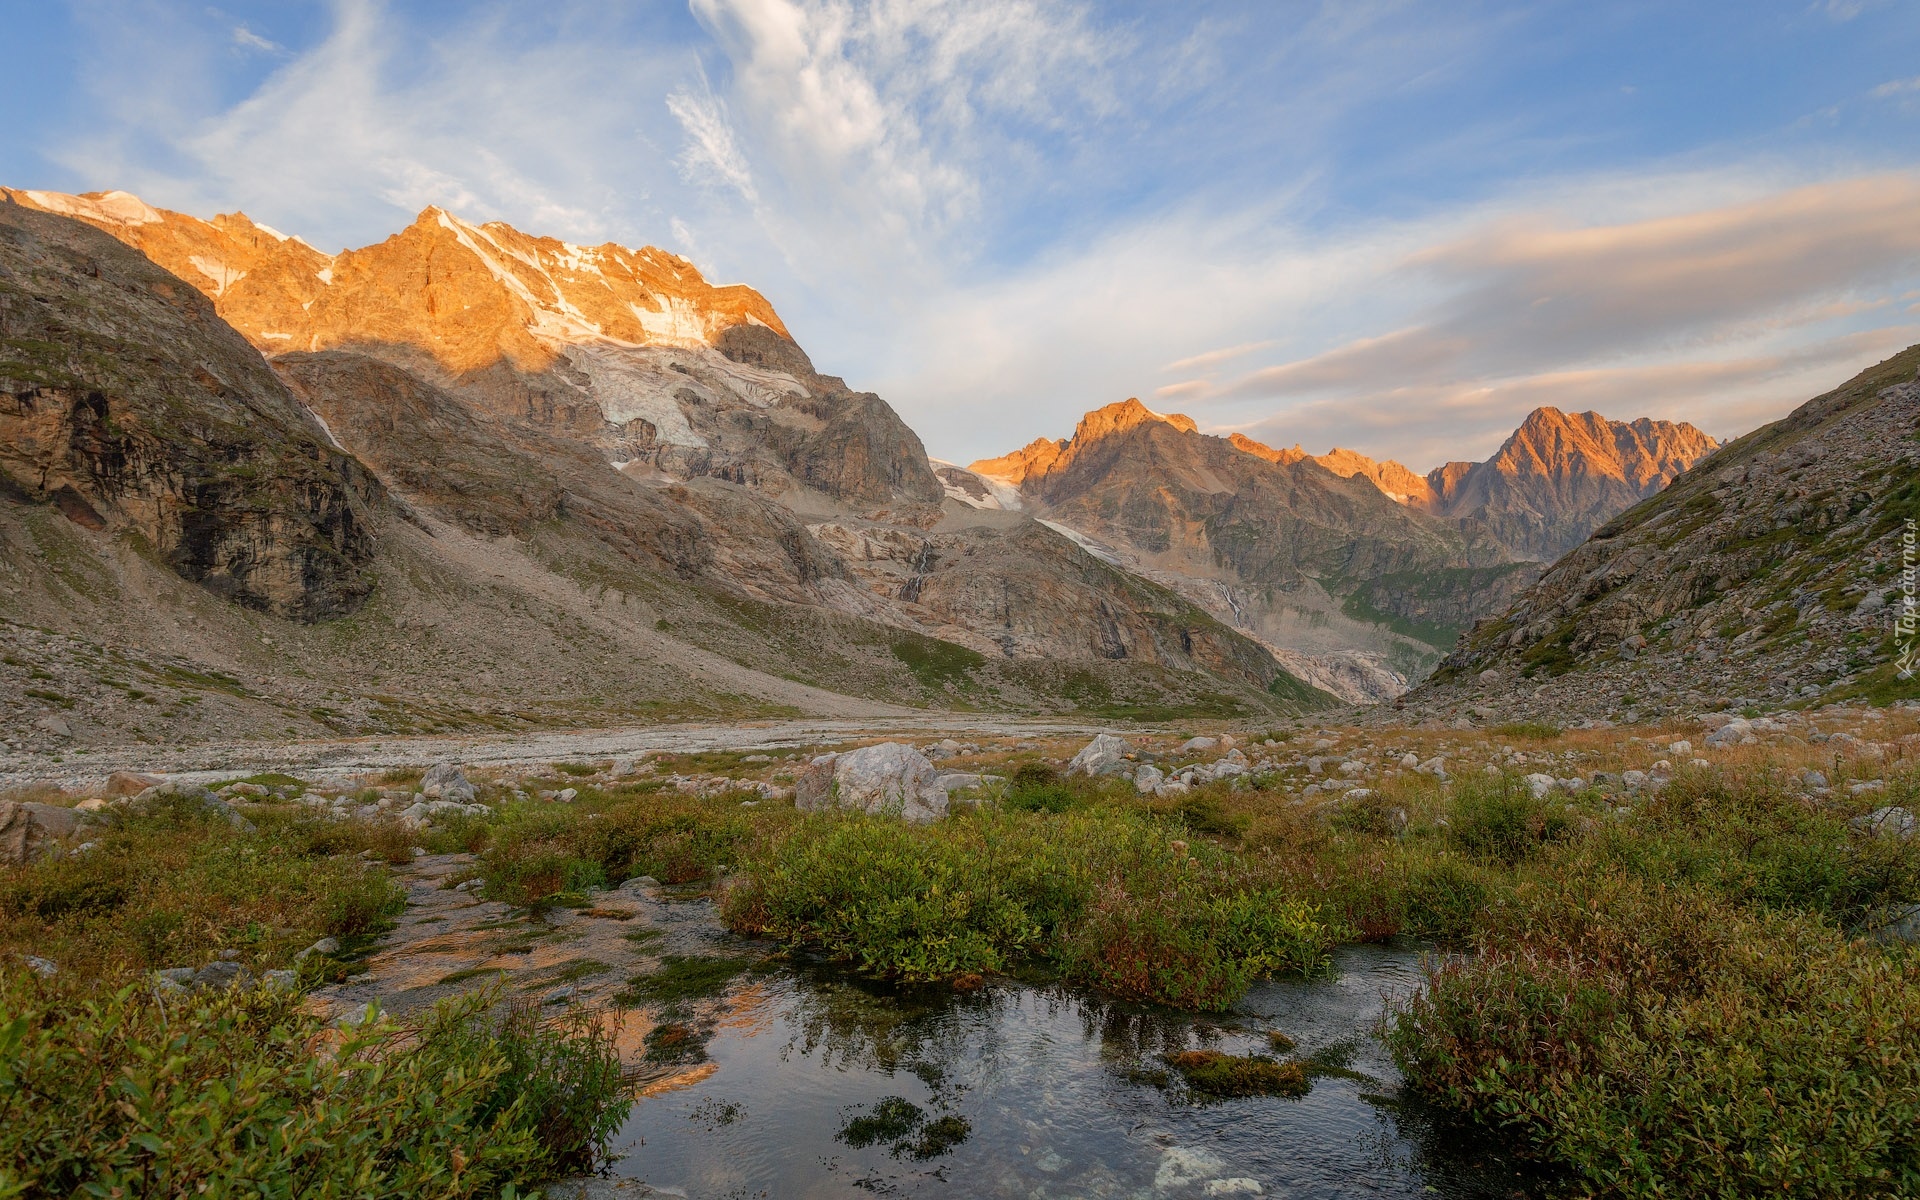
[[0, 804, 402, 983], [1002, 762, 1080, 814], [724, 809, 1343, 1008], [1388, 872, 1920, 1196], [1164, 1050, 1309, 1098], [1448, 778, 1573, 866], [0, 974, 631, 1196]]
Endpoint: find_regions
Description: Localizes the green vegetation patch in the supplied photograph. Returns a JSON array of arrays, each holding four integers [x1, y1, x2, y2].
[[890, 632, 985, 691], [837, 1096, 972, 1160], [618, 954, 755, 1006], [1164, 1049, 1310, 1098], [0, 975, 630, 1196]]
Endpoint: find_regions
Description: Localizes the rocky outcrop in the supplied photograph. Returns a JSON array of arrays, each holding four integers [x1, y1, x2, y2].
[[0, 197, 379, 621], [0, 186, 1335, 731], [0, 189, 789, 372], [1405, 347, 1920, 722]]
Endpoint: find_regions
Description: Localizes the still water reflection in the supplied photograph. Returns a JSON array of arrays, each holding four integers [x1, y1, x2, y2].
[[612, 942, 1551, 1199]]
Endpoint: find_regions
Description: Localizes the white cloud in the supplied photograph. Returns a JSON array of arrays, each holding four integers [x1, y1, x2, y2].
[[231, 24, 284, 54]]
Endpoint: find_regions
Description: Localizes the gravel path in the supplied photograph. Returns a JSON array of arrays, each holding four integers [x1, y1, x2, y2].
[[0, 715, 1133, 790]]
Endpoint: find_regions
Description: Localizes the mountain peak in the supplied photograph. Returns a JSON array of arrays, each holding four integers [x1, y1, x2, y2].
[[971, 398, 1196, 485], [3, 186, 791, 370], [1428, 406, 1720, 558], [1073, 398, 1198, 443]]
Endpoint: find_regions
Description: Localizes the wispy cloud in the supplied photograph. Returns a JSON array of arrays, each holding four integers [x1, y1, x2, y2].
[[231, 24, 284, 54], [1163, 341, 1275, 373]]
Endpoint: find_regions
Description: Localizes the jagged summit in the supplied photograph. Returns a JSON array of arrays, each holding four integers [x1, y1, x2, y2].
[[1424, 407, 1719, 559], [1408, 347, 1920, 720], [1, 187, 788, 372], [971, 398, 1195, 485]]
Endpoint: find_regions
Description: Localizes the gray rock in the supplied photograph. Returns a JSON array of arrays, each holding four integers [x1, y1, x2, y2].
[[294, 937, 341, 963], [1854, 807, 1916, 839], [1133, 764, 1165, 794], [262, 969, 298, 992], [191, 960, 247, 990], [1523, 773, 1556, 799], [1868, 903, 1920, 945], [23, 955, 56, 978], [933, 772, 986, 796], [0, 801, 81, 866], [420, 763, 477, 803], [1067, 734, 1132, 777], [1802, 769, 1829, 789], [556, 787, 578, 803], [1177, 736, 1218, 754], [793, 742, 948, 822], [1705, 719, 1755, 748]]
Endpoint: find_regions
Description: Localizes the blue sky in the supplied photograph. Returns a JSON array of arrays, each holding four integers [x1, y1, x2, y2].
[[7, 0, 1920, 468]]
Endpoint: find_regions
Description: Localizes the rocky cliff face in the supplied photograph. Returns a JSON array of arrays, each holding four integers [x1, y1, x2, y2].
[[1404, 348, 1920, 723], [0, 197, 378, 621], [1424, 408, 1719, 561]]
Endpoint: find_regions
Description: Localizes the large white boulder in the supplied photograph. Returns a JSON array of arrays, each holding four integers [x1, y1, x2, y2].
[[1067, 734, 1131, 777], [794, 743, 948, 822], [421, 763, 477, 803]]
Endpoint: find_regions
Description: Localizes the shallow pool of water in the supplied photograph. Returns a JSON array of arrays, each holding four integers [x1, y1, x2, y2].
[[609, 941, 1551, 1199]]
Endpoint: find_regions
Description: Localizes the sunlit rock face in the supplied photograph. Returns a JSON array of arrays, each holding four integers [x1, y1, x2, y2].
[[0, 198, 379, 622], [1422, 407, 1720, 561]]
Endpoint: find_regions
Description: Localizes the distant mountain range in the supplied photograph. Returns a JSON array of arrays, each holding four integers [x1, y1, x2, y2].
[[0, 188, 1726, 746], [948, 396, 1718, 697], [1403, 346, 1919, 722]]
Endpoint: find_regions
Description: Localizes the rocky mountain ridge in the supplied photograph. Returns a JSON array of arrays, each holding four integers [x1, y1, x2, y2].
[[958, 399, 1537, 699], [1222, 408, 1718, 560]]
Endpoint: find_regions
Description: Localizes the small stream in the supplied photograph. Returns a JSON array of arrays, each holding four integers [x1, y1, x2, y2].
[[609, 942, 1552, 1199]]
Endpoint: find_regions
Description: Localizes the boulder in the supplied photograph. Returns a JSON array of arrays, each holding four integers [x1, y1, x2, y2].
[[1522, 773, 1556, 799], [1854, 807, 1916, 839], [796, 743, 948, 823], [191, 960, 247, 990], [0, 802, 81, 866], [294, 937, 341, 963], [1704, 719, 1755, 748], [793, 754, 838, 811], [1177, 736, 1218, 755], [104, 771, 163, 797], [420, 763, 477, 803], [1134, 764, 1165, 794], [933, 772, 987, 797], [1067, 734, 1131, 777]]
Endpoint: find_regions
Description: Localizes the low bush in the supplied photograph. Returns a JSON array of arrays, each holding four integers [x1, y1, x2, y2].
[[0, 974, 630, 1196], [1389, 868, 1920, 1196], [723, 809, 1345, 1008], [0, 801, 403, 983], [1447, 777, 1575, 866]]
